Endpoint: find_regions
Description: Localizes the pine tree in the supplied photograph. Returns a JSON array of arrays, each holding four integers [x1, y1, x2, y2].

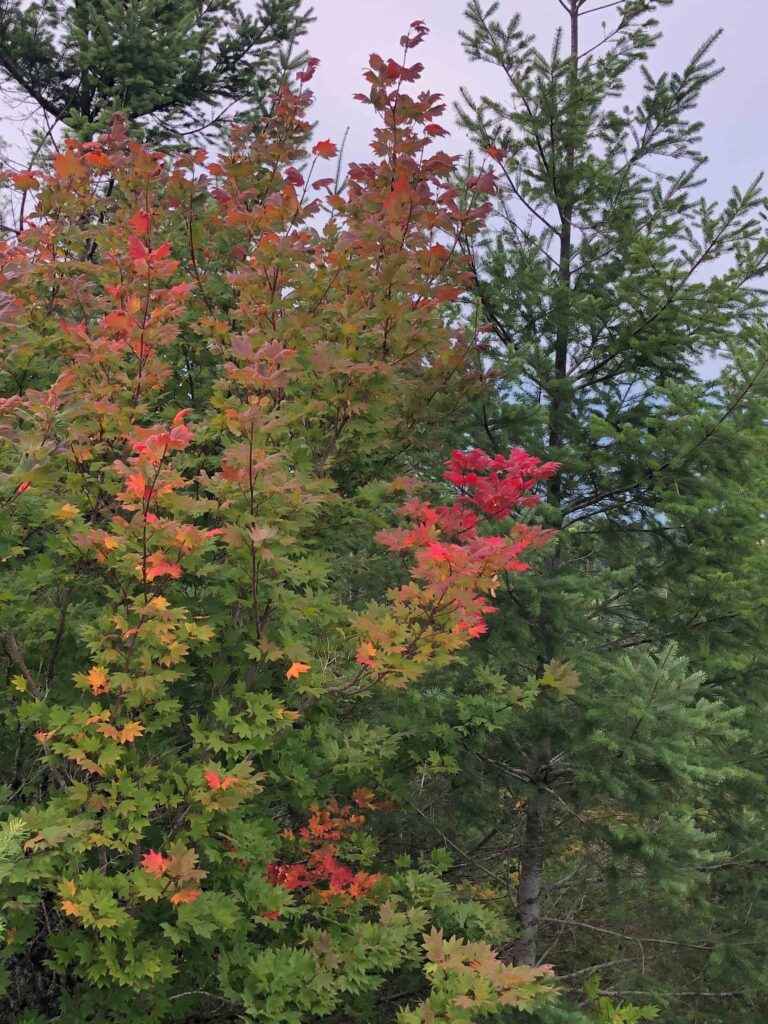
[[390, 1, 768, 1019], [0, 0, 313, 142]]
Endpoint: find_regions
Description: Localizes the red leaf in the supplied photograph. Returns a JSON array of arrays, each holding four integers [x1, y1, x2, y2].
[[128, 236, 148, 260], [145, 552, 183, 581], [204, 770, 239, 791], [141, 850, 168, 876], [129, 211, 152, 234], [312, 140, 338, 159], [296, 57, 320, 83]]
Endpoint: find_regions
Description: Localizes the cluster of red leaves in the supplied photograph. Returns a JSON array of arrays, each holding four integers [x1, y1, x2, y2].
[[373, 449, 557, 641], [267, 799, 382, 904], [443, 448, 560, 520]]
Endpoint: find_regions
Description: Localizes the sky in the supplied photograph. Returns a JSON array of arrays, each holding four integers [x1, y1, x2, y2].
[[304, 0, 768, 203]]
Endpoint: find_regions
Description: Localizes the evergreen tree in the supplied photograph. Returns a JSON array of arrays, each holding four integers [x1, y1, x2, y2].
[[387, 2, 768, 1019], [0, 0, 313, 141]]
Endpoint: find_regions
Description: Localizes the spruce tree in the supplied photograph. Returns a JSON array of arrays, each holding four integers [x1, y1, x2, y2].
[[0, 0, 312, 141], [386, 2, 768, 1019]]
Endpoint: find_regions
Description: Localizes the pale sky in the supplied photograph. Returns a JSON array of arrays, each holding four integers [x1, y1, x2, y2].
[[305, 0, 768, 202]]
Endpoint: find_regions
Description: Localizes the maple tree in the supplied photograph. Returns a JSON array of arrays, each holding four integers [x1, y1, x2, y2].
[[0, 24, 556, 1022]]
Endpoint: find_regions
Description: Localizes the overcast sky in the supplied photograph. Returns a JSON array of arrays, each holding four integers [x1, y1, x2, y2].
[[305, 0, 768, 202]]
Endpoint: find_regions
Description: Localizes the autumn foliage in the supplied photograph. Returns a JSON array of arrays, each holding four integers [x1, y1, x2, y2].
[[0, 22, 554, 1022]]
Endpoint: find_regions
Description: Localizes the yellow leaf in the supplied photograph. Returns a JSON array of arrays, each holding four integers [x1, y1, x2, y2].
[[539, 660, 580, 697], [53, 503, 79, 521]]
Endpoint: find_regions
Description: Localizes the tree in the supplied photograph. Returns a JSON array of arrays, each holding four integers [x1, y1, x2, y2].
[[0, 26, 557, 1022], [393, 1, 768, 1019], [0, 0, 313, 142]]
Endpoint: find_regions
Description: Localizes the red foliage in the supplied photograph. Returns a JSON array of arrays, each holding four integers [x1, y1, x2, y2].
[[267, 800, 382, 904]]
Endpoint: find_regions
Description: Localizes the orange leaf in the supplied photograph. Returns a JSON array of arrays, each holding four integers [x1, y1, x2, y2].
[[84, 668, 111, 696], [53, 150, 88, 180], [140, 849, 168, 876], [356, 641, 377, 666], [86, 667, 110, 695], [118, 721, 144, 744], [286, 661, 311, 679], [171, 888, 201, 905], [11, 172, 38, 191], [85, 151, 113, 170], [312, 139, 338, 159], [60, 900, 81, 917], [144, 552, 183, 581]]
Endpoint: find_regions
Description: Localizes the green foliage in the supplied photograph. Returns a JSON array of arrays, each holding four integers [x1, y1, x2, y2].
[[0, 0, 313, 141], [378, 0, 768, 1019]]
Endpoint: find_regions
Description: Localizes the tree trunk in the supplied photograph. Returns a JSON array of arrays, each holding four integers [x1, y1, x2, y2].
[[512, 0, 579, 968], [512, 758, 549, 965]]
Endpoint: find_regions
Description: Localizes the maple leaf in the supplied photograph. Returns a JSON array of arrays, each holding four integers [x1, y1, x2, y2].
[[124, 473, 150, 500], [128, 236, 149, 260], [539, 660, 580, 697], [312, 140, 338, 159], [259, 910, 281, 920], [296, 56, 320, 83], [352, 787, 378, 809], [118, 721, 145, 744], [86, 667, 110, 695], [53, 503, 79, 521], [144, 552, 183, 581], [53, 149, 87, 179], [129, 210, 152, 234], [11, 172, 38, 191], [171, 888, 201, 905], [140, 849, 168, 876], [286, 661, 311, 679], [356, 641, 378, 667], [204, 770, 238, 791], [60, 900, 81, 917], [85, 151, 113, 170], [34, 729, 57, 743]]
